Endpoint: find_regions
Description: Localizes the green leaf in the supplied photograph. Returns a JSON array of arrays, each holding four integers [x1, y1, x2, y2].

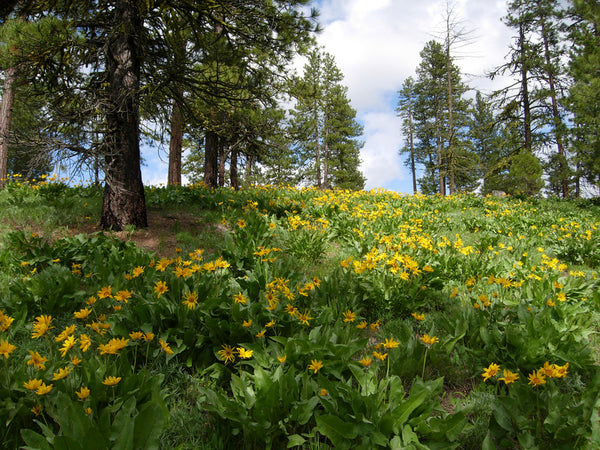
[[482, 431, 496, 450], [287, 434, 306, 448], [315, 414, 358, 449], [133, 402, 167, 450], [20, 428, 53, 450], [392, 391, 427, 434], [111, 397, 136, 450]]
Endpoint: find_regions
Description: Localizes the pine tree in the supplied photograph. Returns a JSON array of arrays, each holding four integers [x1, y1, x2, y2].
[[289, 47, 364, 190]]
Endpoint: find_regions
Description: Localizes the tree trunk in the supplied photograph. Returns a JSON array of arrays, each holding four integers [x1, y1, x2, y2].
[[0, 65, 17, 189], [435, 110, 445, 196], [167, 98, 183, 186], [520, 23, 533, 152], [408, 108, 417, 194], [230, 146, 238, 190], [540, 15, 568, 197], [204, 129, 218, 187], [323, 120, 329, 190], [314, 113, 321, 188], [100, 0, 147, 230], [445, 18, 455, 194]]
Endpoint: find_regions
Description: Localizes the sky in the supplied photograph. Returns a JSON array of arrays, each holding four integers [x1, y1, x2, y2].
[[141, 0, 516, 193]]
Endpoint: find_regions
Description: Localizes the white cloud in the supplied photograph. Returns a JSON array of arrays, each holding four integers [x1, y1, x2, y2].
[[312, 0, 514, 193]]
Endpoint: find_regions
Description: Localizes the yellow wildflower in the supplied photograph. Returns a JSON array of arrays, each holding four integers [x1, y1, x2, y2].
[[217, 344, 235, 364], [297, 309, 313, 326], [144, 332, 155, 341], [342, 310, 356, 323], [384, 337, 400, 349], [27, 351, 48, 370], [55, 325, 77, 342], [114, 290, 133, 302], [52, 366, 72, 381], [0, 310, 14, 332], [31, 315, 54, 339], [373, 351, 388, 361], [159, 339, 174, 355], [411, 312, 425, 321], [233, 292, 248, 305], [319, 388, 328, 396], [154, 281, 168, 298], [129, 331, 144, 340], [59, 335, 77, 357], [97, 286, 112, 299], [237, 347, 253, 359], [79, 334, 91, 352], [482, 363, 501, 382], [308, 359, 323, 374], [255, 330, 266, 338], [73, 307, 92, 320], [70, 356, 82, 366], [498, 369, 519, 385], [419, 335, 439, 346], [102, 376, 121, 386], [0, 339, 16, 358], [76, 386, 90, 400], [182, 291, 199, 310], [242, 319, 252, 328], [35, 382, 53, 395], [359, 356, 372, 367], [277, 355, 287, 364], [98, 337, 129, 355], [356, 321, 367, 330], [528, 370, 546, 387], [23, 378, 43, 391]]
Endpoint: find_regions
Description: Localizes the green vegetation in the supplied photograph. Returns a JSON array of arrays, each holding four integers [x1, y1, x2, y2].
[[1, 178, 600, 448]]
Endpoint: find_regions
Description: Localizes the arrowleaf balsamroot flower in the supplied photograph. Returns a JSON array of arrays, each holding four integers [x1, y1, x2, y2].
[[76, 387, 90, 400], [528, 370, 546, 387], [359, 356, 373, 367], [98, 337, 129, 355], [218, 344, 236, 364], [59, 335, 77, 357], [233, 292, 248, 305], [35, 382, 53, 395], [384, 337, 400, 349], [97, 286, 112, 299], [0, 310, 14, 332], [482, 363, 501, 382], [237, 347, 253, 359], [102, 376, 121, 386], [419, 335, 439, 347], [297, 309, 313, 326], [52, 366, 72, 381], [342, 310, 356, 322], [373, 351, 388, 361], [154, 281, 168, 298], [73, 307, 92, 320], [23, 378, 44, 391], [159, 339, 174, 355], [498, 369, 519, 385], [411, 312, 425, 321], [79, 334, 92, 352], [0, 339, 16, 358], [308, 359, 323, 374], [55, 324, 77, 342], [27, 351, 48, 370], [182, 291, 199, 310], [31, 315, 53, 338]]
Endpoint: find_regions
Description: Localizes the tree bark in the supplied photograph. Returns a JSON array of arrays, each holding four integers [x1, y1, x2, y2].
[[204, 129, 218, 187], [100, 0, 147, 230], [0, 65, 17, 189], [519, 23, 533, 153], [230, 146, 238, 190], [167, 98, 183, 186]]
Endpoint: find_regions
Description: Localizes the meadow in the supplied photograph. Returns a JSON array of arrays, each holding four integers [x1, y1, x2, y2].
[[1, 176, 600, 449]]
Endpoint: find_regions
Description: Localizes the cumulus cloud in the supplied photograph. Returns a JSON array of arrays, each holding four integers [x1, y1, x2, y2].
[[313, 0, 514, 193]]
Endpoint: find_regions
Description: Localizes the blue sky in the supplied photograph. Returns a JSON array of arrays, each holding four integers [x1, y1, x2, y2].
[[141, 0, 515, 193]]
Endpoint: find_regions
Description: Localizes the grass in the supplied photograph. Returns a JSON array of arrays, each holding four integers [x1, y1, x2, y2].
[[1, 180, 600, 448]]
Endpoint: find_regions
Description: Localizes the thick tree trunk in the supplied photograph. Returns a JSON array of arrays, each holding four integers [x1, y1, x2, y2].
[[100, 0, 147, 230], [167, 98, 183, 186], [204, 130, 218, 187], [0, 65, 17, 189]]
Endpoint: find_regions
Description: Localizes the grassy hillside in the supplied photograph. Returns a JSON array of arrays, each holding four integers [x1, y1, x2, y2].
[[1, 179, 600, 449]]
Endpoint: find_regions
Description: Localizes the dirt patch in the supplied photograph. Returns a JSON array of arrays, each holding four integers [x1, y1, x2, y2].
[[61, 210, 225, 258]]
